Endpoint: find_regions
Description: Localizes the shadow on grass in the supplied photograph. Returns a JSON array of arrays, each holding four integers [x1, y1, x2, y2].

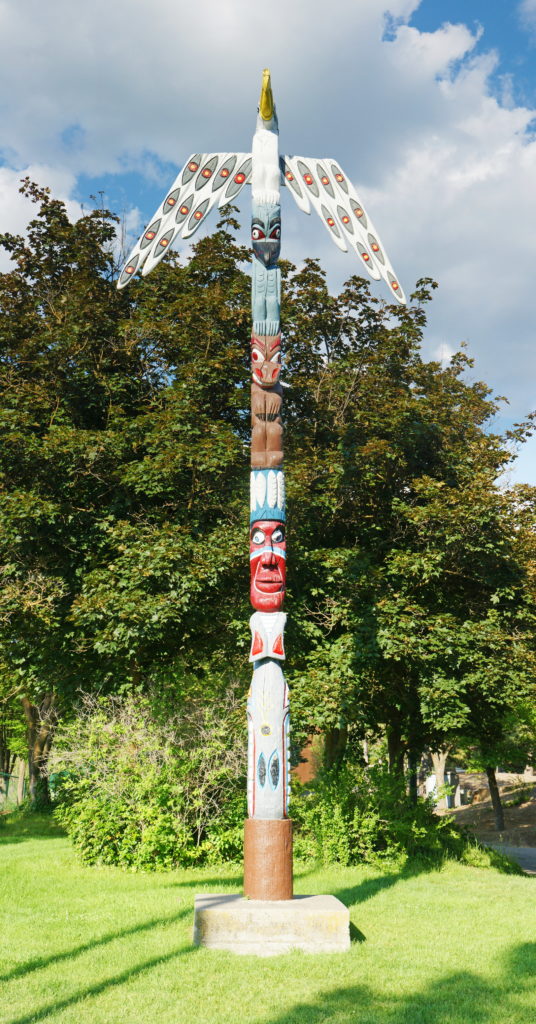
[[263, 941, 536, 1024], [0, 811, 65, 844], [0, 906, 191, 984], [332, 857, 435, 911], [6, 942, 197, 1024]]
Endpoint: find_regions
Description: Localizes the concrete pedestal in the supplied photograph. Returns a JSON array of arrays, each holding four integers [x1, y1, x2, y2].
[[193, 894, 350, 955]]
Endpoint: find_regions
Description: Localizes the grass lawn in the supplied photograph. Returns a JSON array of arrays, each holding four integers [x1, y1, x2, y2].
[[1, 812, 535, 1024]]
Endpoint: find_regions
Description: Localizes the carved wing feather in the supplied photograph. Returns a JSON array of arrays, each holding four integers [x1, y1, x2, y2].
[[117, 152, 252, 288], [282, 155, 405, 303]]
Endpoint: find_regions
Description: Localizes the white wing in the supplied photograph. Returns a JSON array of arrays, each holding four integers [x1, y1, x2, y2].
[[281, 155, 405, 303], [117, 152, 252, 289]]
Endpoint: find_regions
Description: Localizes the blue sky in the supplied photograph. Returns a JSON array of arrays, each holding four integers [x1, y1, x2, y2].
[[0, 0, 535, 484], [412, 1, 536, 106]]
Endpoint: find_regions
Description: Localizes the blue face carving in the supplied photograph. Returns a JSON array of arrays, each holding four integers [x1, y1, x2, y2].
[[251, 200, 281, 267]]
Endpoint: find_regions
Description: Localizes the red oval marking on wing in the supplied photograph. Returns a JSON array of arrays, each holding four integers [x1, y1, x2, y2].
[[166, 197, 176, 206], [144, 231, 156, 240], [220, 168, 230, 177], [179, 205, 189, 215], [188, 162, 199, 172], [194, 210, 203, 220], [235, 172, 246, 183]]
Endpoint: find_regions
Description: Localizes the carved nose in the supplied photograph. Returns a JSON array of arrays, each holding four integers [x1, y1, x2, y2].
[[263, 549, 277, 565]]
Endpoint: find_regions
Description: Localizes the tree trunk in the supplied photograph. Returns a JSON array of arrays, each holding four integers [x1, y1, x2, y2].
[[17, 758, 26, 805], [431, 744, 451, 810], [387, 726, 405, 776], [485, 765, 505, 832], [407, 752, 418, 806], [22, 693, 57, 809], [323, 726, 348, 770]]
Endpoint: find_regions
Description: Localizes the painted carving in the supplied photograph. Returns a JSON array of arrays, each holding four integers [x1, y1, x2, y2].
[[251, 200, 281, 267], [250, 469, 285, 524], [249, 611, 286, 662], [247, 659, 290, 819], [251, 332, 283, 468], [251, 333, 281, 387], [250, 520, 286, 613], [117, 67, 406, 856]]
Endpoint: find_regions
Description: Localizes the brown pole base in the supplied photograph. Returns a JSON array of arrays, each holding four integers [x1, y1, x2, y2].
[[243, 818, 293, 901]]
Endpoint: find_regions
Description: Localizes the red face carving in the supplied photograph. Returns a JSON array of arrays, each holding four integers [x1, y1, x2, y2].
[[251, 334, 281, 387], [250, 520, 286, 612]]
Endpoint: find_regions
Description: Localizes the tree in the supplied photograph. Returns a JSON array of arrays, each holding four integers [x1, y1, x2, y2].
[[0, 182, 533, 815]]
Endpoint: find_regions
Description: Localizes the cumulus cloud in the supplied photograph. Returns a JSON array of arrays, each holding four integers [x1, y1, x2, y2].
[[518, 0, 536, 33], [0, 165, 82, 270], [0, 0, 534, 479]]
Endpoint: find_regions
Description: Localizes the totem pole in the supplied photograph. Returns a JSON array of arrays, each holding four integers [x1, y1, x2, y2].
[[118, 69, 404, 902]]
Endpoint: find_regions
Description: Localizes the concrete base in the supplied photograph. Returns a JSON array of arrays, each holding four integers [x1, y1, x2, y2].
[[193, 894, 350, 955]]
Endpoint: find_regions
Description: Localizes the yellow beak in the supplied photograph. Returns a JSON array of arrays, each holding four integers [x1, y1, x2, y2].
[[259, 68, 275, 122]]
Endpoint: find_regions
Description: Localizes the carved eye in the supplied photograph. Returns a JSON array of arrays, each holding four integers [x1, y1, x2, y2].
[[251, 529, 265, 544], [272, 351, 281, 364], [272, 527, 284, 543], [251, 347, 264, 362], [252, 227, 265, 241], [269, 225, 281, 240]]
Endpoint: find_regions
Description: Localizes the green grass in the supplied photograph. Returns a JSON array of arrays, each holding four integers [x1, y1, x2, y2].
[[1, 812, 535, 1024]]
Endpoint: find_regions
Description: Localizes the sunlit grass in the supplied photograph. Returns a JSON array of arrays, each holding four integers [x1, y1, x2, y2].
[[1, 811, 535, 1024]]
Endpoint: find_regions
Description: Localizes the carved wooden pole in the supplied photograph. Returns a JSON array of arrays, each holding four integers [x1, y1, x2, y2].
[[244, 71, 292, 900], [117, 68, 405, 903]]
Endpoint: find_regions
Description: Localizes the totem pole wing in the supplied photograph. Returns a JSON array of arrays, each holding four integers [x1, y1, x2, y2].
[[281, 155, 405, 304], [117, 152, 252, 289]]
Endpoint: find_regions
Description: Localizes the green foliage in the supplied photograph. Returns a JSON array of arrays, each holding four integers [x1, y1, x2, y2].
[[0, 180, 534, 808], [291, 763, 516, 869], [52, 691, 246, 869]]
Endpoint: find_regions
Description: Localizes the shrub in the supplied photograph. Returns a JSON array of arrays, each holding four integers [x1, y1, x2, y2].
[[51, 689, 246, 869], [292, 762, 475, 866]]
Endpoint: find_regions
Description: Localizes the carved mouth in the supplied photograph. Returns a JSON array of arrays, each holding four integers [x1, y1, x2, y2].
[[255, 566, 283, 592]]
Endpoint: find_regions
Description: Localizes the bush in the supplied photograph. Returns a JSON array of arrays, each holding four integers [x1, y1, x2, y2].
[[292, 762, 474, 866], [51, 690, 246, 869]]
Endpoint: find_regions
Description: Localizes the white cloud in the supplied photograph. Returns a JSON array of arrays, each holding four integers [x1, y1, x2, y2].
[[519, 0, 536, 32], [0, 0, 534, 480], [0, 165, 82, 270]]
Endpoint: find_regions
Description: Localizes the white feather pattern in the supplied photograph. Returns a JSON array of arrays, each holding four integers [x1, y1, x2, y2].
[[117, 152, 252, 288], [277, 471, 285, 511], [267, 470, 277, 508], [282, 155, 405, 303], [255, 471, 266, 510]]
